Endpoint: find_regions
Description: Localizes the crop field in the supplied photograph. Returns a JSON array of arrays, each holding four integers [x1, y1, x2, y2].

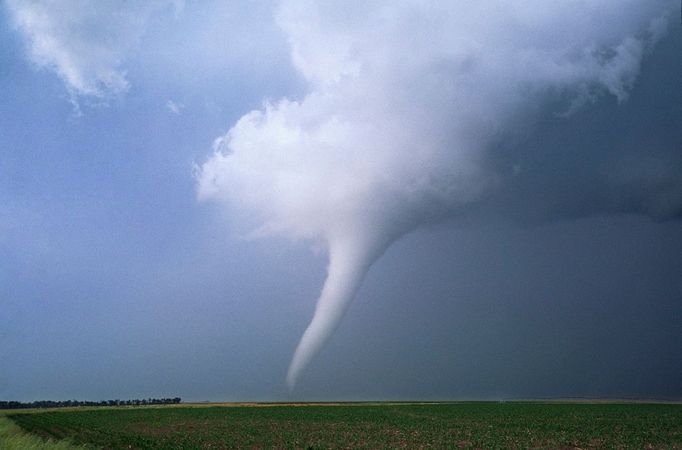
[[4, 402, 682, 449]]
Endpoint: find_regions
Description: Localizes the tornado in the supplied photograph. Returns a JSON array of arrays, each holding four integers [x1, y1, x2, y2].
[[197, 0, 679, 388], [286, 234, 386, 389]]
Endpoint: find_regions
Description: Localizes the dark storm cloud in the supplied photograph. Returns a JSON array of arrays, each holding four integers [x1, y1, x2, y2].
[[481, 30, 682, 224]]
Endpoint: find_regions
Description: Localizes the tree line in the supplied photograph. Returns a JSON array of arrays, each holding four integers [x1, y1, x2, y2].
[[0, 397, 181, 409]]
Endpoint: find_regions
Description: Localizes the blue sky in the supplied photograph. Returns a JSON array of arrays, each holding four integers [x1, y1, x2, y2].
[[1, 1, 680, 401]]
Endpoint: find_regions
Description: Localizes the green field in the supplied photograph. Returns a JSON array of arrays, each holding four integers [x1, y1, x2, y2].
[[4, 402, 682, 449]]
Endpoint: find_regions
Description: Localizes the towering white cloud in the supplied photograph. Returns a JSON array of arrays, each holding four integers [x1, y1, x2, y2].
[[197, 0, 677, 388], [6, 0, 179, 100]]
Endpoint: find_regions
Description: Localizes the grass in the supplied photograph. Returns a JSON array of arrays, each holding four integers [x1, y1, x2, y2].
[[4, 402, 682, 449], [0, 414, 88, 450]]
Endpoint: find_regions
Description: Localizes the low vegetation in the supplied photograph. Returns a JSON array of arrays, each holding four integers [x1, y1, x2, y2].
[[4, 402, 682, 449], [0, 415, 86, 450]]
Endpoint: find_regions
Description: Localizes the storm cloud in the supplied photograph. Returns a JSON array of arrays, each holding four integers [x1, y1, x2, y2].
[[197, 0, 680, 388]]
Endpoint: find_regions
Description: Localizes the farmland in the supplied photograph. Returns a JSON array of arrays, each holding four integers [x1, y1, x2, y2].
[[4, 402, 682, 449]]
